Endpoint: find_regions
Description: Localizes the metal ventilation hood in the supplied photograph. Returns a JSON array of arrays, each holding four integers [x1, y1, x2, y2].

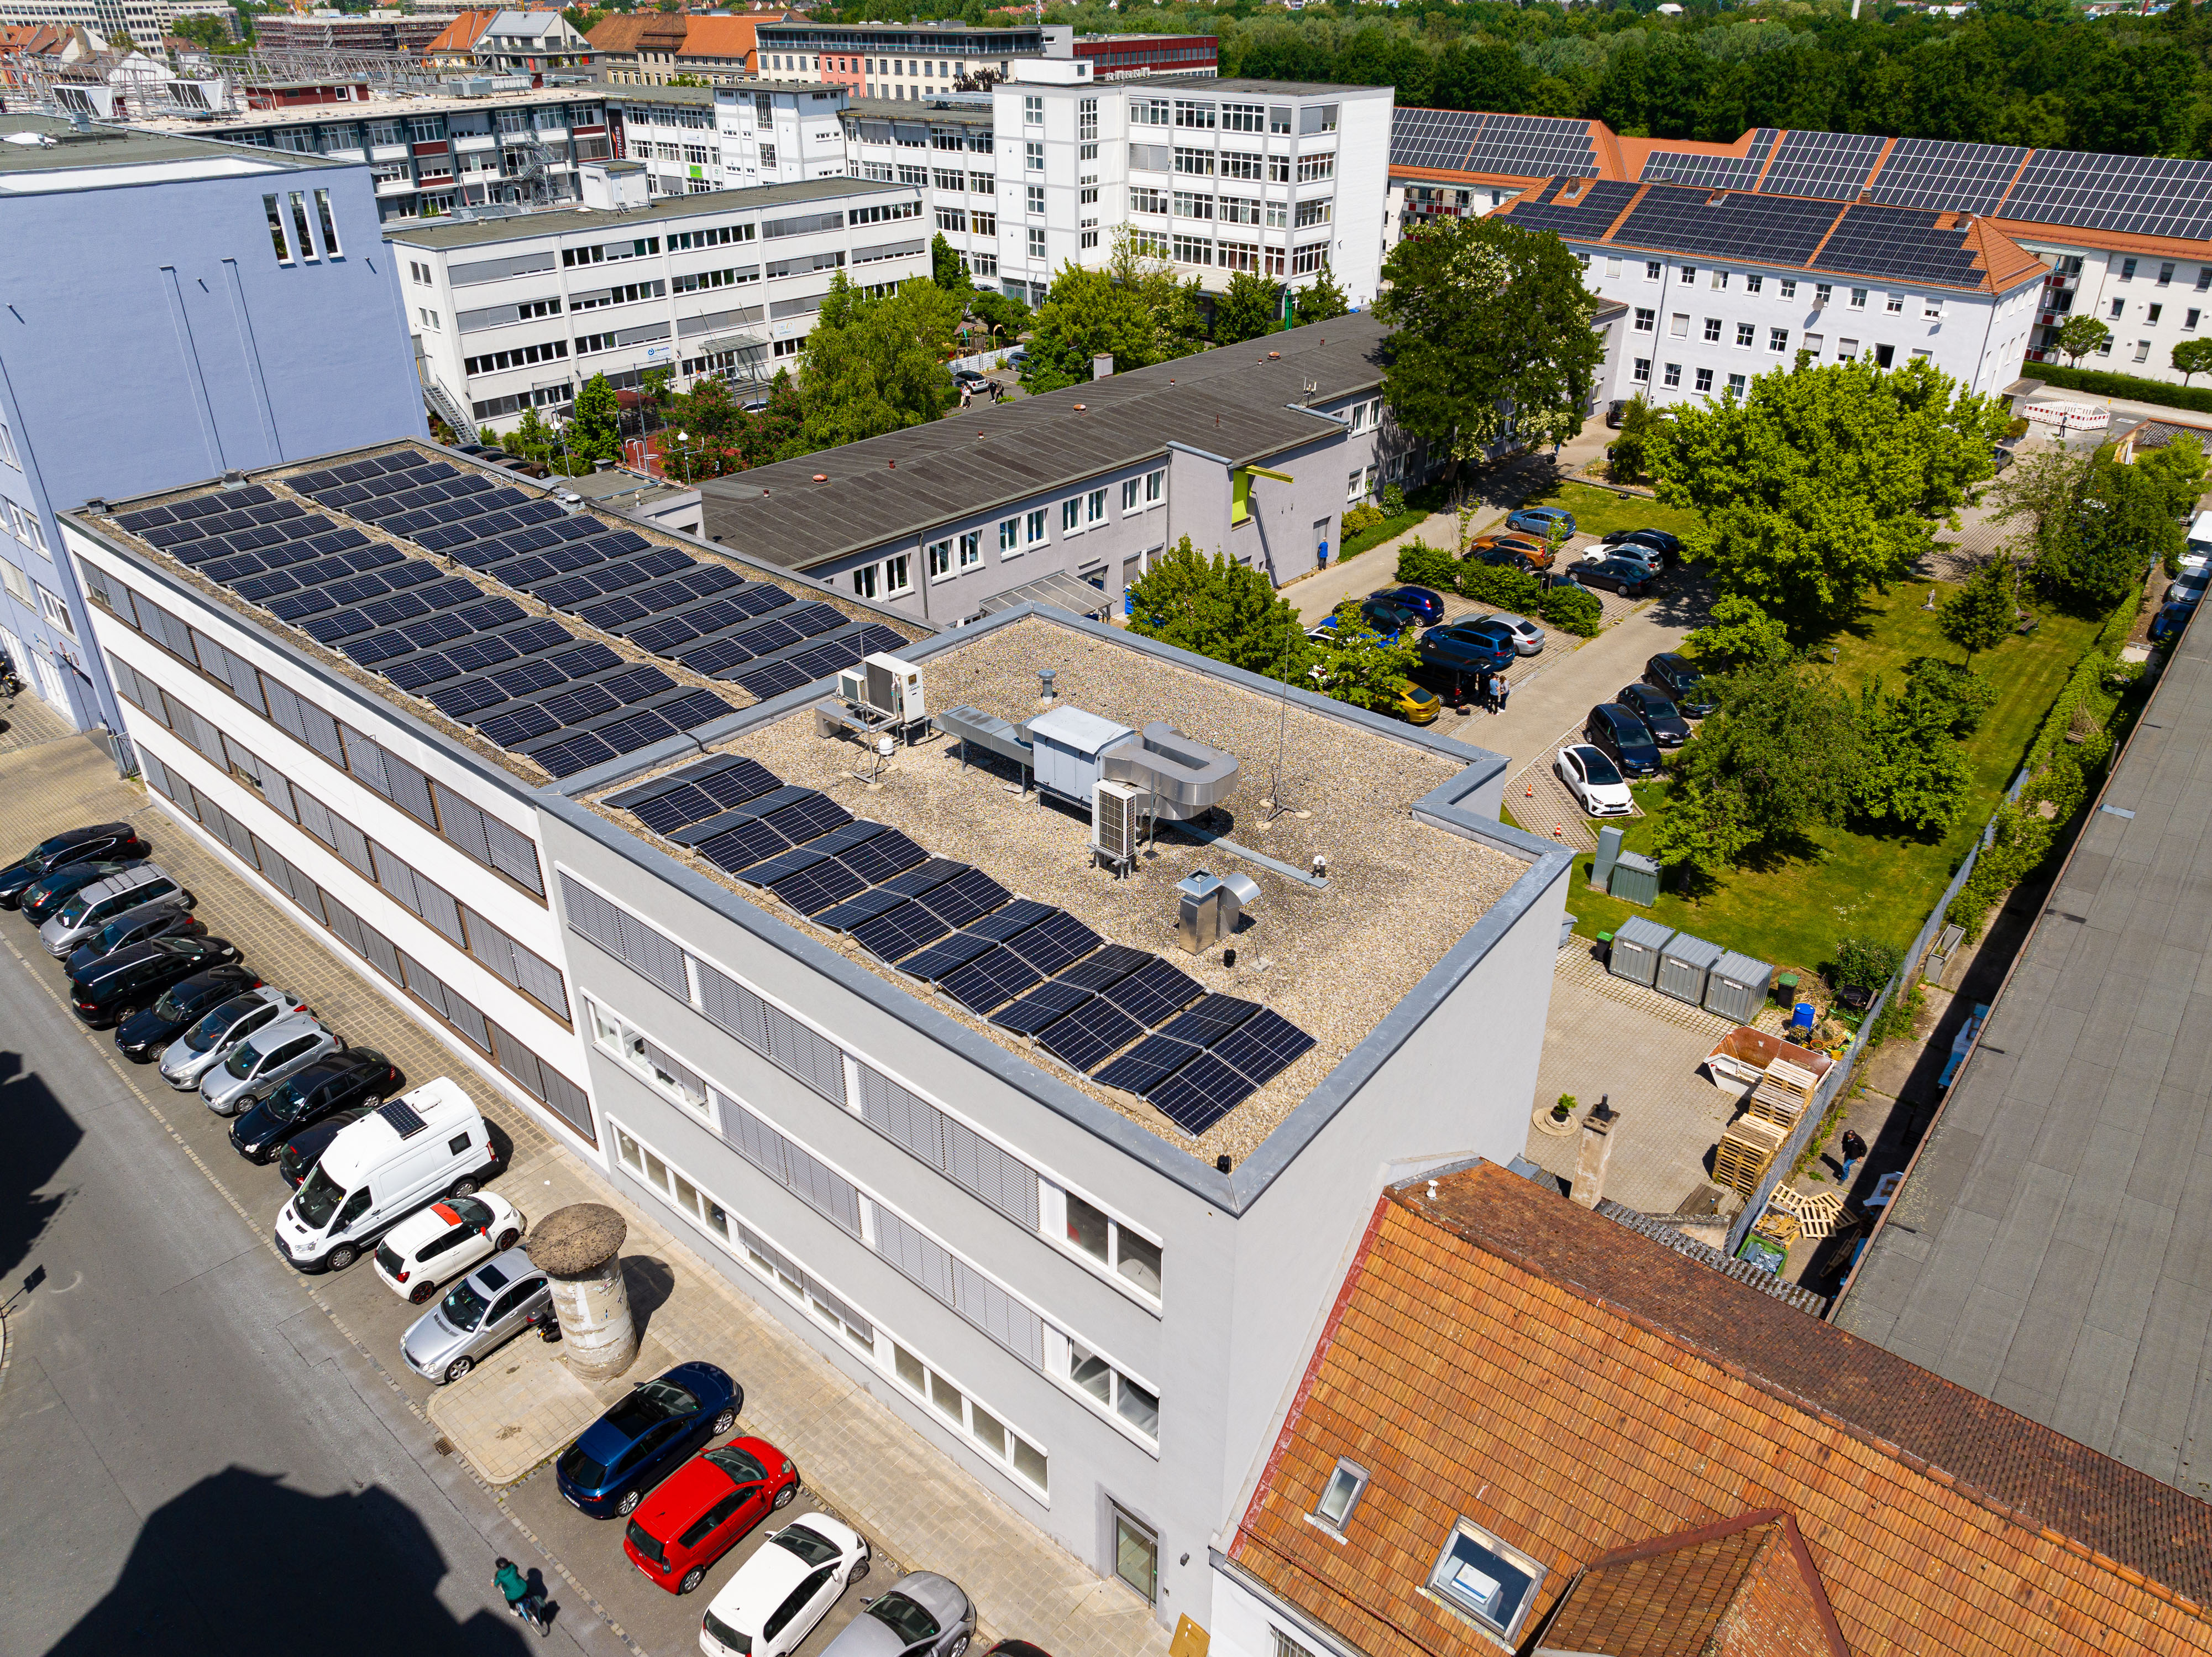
[[1103, 722, 1239, 821]]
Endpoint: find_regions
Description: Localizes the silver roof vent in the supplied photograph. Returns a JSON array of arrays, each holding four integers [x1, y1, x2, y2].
[[1102, 722, 1238, 822]]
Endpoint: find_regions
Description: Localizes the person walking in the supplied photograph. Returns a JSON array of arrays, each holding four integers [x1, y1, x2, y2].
[[1476, 667, 1493, 713], [1838, 1129, 1868, 1184], [1494, 673, 1512, 717], [492, 1557, 549, 1638]]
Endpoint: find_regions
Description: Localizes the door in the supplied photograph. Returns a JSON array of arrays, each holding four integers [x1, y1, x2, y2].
[[763, 1566, 835, 1657], [332, 1187, 373, 1238], [1109, 1503, 1157, 1604], [1313, 517, 1330, 569]]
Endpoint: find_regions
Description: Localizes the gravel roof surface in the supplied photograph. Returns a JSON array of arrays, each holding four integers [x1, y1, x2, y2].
[[597, 614, 1527, 1165]]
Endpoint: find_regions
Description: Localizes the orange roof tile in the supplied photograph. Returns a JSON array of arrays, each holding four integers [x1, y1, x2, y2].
[[1229, 1163, 2212, 1657], [678, 15, 762, 59], [587, 12, 688, 54], [425, 9, 496, 54]]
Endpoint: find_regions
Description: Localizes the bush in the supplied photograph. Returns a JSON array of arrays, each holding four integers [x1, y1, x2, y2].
[[1381, 483, 1406, 516], [1395, 540, 1458, 588], [1537, 584, 1603, 636], [1455, 560, 1544, 611], [1904, 656, 1996, 736], [2028, 362, 2212, 415], [1341, 503, 1386, 536], [2005, 416, 2031, 441], [1831, 935, 1902, 994]]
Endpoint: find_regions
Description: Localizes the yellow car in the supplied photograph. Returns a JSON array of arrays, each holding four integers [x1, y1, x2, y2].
[[1390, 677, 1442, 724]]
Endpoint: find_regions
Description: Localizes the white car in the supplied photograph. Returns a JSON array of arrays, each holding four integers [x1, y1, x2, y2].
[[700, 1513, 870, 1657], [373, 1191, 526, 1304], [1555, 744, 1634, 817], [1490, 614, 1545, 655]]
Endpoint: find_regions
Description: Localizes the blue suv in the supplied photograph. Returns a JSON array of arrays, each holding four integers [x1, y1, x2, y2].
[[557, 1361, 744, 1518], [1506, 506, 1576, 540]]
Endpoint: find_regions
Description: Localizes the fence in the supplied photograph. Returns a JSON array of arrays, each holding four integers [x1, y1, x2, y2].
[[1723, 766, 2029, 1264], [946, 345, 1016, 376]]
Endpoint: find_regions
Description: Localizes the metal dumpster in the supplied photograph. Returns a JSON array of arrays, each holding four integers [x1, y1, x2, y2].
[[1703, 949, 1775, 1023], [1608, 914, 1674, 987], [1607, 850, 1661, 907], [1655, 931, 1724, 1004]]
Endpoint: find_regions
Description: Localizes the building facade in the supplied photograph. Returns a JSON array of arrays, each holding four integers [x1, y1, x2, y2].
[[0, 0, 230, 41], [711, 79, 856, 191], [0, 111, 423, 741], [1073, 33, 1216, 82], [253, 12, 458, 56], [389, 170, 929, 431], [470, 8, 594, 86], [753, 18, 1068, 102], [589, 13, 761, 88], [838, 97, 998, 283]]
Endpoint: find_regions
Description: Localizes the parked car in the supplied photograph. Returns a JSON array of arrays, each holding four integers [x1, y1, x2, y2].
[[454, 442, 500, 458], [1367, 585, 1445, 626], [0, 821, 148, 909], [1469, 543, 1543, 576], [1555, 744, 1634, 817], [1386, 677, 1441, 725], [1585, 703, 1664, 779], [820, 1574, 977, 1657], [699, 1513, 871, 1657], [1311, 596, 1423, 644], [1615, 683, 1692, 747], [1469, 532, 1551, 569], [64, 898, 205, 980], [20, 858, 144, 925], [399, 1246, 552, 1384], [1605, 399, 1629, 429], [622, 1436, 801, 1595], [1575, 557, 1654, 598], [2151, 600, 2193, 644], [1506, 505, 1576, 540], [1644, 652, 1715, 717], [38, 864, 188, 957], [1418, 623, 1517, 676], [200, 1010, 342, 1116], [373, 1190, 523, 1301], [1006, 348, 1029, 370], [114, 964, 260, 1062], [277, 1100, 379, 1189], [1603, 527, 1684, 558], [229, 1047, 401, 1165], [2167, 568, 2212, 609], [557, 1361, 744, 1518], [952, 367, 989, 391], [1489, 614, 1545, 655], [159, 985, 307, 1090], [276, 1079, 499, 1272], [71, 936, 242, 1029], [1584, 541, 1662, 578]]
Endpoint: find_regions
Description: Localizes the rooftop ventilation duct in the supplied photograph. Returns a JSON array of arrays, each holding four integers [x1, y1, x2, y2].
[[1103, 722, 1238, 822]]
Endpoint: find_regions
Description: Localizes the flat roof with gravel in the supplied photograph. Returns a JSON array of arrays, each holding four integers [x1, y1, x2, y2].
[[585, 611, 1528, 1164]]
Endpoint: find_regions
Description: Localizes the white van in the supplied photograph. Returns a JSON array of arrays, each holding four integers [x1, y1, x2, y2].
[[2185, 510, 2212, 573], [274, 1078, 501, 1273]]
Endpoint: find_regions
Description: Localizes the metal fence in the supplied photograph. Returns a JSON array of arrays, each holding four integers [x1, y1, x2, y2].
[[1723, 766, 2029, 1262]]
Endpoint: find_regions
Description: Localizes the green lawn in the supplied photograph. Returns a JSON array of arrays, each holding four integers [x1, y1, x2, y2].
[[1567, 584, 2101, 976], [1521, 478, 1705, 543]]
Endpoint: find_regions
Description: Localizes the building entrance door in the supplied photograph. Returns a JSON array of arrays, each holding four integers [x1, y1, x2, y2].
[[1110, 1503, 1157, 1604]]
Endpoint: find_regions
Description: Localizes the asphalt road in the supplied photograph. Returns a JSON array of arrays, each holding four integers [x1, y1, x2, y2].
[[0, 919, 612, 1657]]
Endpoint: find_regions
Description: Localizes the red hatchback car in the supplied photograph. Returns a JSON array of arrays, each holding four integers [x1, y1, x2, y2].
[[622, 1435, 800, 1595]]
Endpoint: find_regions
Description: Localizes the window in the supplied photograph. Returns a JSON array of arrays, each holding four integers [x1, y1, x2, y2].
[[1703, 317, 1722, 342], [2189, 309, 2202, 331], [1735, 322, 1754, 348], [1025, 140, 1042, 172], [313, 189, 342, 258], [1061, 1189, 1162, 1297], [1086, 488, 1107, 526], [1663, 361, 1681, 388], [1838, 338, 1858, 359], [2150, 303, 2164, 324], [1028, 227, 1045, 260], [1645, 260, 1661, 280], [2137, 339, 2152, 362], [1728, 373, 1747, 394], [1173, 148, 1214, 176], [1926, 296, 1946, 318], [1427, 1520, 1545, 1640], [1711, 270, 1727, 290], [1000, 518, 1018, 555], [1849, 287, 1868, 310], [1804, 332, 1823, 355], [1130, 186, 1167, 215], [1313, 1460, 1369, 1532], [1605, 257, 1621, 278], [1680, 265, 1696, 282], [2110, 297, 2126, 321], [2121, 257, 2138, 281], [852, 563, 879, 599], [1061, 497, 1081, 533], [1173, 190, 1212, 221], [36, 584, 71, 638], [1272, 1630, 1318, 1657], [2096, 334, 2113, 356], [1024, 508, 1046, 546], [1173, 234, 1212, 266], [1780, 279, 1797, 299], [1884, 292, 1904, 315], [1293, 198, 1330, 228], [1295, 154, 1334, 182], [1745, 274, 1762, 294], [262, 194, 292, 263], [889, 1339, 1049, 1493], [1346, 467, 1369, 500], [0, 419, 16, 470], [1769, 327, 1789, 352], [1668, 312, 1688, 337], [1146, 468, 1164, 505], [1024, 94, 1042, 124], [882, 553, 912, 595], [1695, 367, 1713, 393], [1632, 357, 1650, 383], [1067, 1339, 1159, 1440], [1122, 478, 1142, 512], [1633, 307, 1654, 332], [2161, 261, 2177, 286], [589, 1000, 706, 1115]]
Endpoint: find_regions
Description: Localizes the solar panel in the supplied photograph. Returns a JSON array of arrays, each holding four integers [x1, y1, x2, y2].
[[1755, 128, 1885, 201], [1463, 113, 1597, 180], [445, 633, 521, 673], [479, 704, 560, 746], [428, 676, 510, 719], [358, 592, 433, 629], [1098, 956, 1204, 1029], [744, 820, 877, 885], [836, 826, 926, 885], [1036, 996, 1144, 1073], [1612, 182, 1841, 269], [728, 659, 810, 701], [813, 885, 913, 933], [378, 1097, 428, 1138], [852, 896, 955, 961], [1159, 995, 1262, 1047], [1004, 911, 1100, 977], [1094, 1033, 1202, 1096], [915, 866, 1010, 929], [1388, 105, 1482, 172], [967, 898, 1053, 943], [530, 731, 621, 779], [234, 572, 300, 603], [1864, 137, 2026, 216], [942, 947, 1044, 1015], [878, 857, 967, 900], [458, 597, 528, 631], [540, 682, 621, 726], [656, 687, 736, 733], [1508, 176, 1641, 241], [589, 708, 680, 755], [117, 506, 177, 531], [758, 791, 852, 846], [269, 589, 335, 622], [1810, 204, 1981, 287], [669, 785, 817, 845], [387, 654, 462, 692], [1639, 146, 1764, 192], [1145, 1053, 1257, 1136], [302, 608, 372, 644], [769, 858, 868, 916], [1054, 943, 1152, 993], [599, 663, 675, 702], [399, 611, 474, 651], [688, 815, 792, 874], [342, 630, 422, 667], [991, 979, 1093, 1036], [898, 929, 998, 983], [1208, 1007, 1318, 1088]]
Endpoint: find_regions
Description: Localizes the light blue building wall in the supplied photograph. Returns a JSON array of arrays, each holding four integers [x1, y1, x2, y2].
[[0, 113, 426, 745]]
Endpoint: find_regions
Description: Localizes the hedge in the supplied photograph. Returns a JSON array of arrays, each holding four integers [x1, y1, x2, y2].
[[2028, 362, 2212, 415], [1391, 542, 1603, 637], [1339, 506, 1428, 560]]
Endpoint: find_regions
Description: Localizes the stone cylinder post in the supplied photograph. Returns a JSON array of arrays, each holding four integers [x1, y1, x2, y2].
[[525, 1203, 638, 1382]]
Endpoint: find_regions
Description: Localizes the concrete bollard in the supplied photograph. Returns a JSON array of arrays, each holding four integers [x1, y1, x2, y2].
[[525, 1203, 639, 1382]]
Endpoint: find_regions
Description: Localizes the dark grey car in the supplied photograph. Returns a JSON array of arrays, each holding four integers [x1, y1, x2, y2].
[[822, 1573, 977, 1657]]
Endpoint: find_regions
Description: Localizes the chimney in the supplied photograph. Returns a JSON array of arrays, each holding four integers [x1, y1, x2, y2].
[[1570, 1095, 1618, 1209], [1091, 352, 1114, 380]]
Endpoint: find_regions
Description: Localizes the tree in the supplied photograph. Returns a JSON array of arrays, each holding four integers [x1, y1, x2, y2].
[[1214, 270, 1283, 346], [2137, 430, 2208, 520], [171, 14, 237, 53], [1605, 394, 1661, 484], [1372, 215, 1602, 467], [1294, 261, 1349, 327], [1308, 601, 1419, 712], [2054, 313, 2111, 367], [2174, 338, 2212, 386], [1125, 537, 1312, 681], [1021, 264, 1159, 393], [1647, 356, 2009, 637], [507, 405, 558, 466], [1938, 560, 2017, 663], [931, 232, 973, 296], [1685, 593, 1791, 668], [1852, 675, 1974, 834], [567, 373, 621, 466], [789, 272, 963, 454], [1105, 228, 1208, 362], [1904, 656, 1996, 736], [2030, 447, 2179, 611]]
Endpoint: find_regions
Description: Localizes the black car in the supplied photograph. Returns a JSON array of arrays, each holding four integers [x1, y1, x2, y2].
[[1316, 596, 1423, 644], [70, 936, 243, 1028], [1603, 527, 1684, 559], [114, 964, 262, 1061], [278, 1101, 381, 1189], [1576, 557, 1653, 598], [1615, 683, 1693, 747], [1418, 623, 1517, 676], [1584, 703, 1664, 779], [1645, 652, 1716, 717], [17, 857, 146, 924], [0, 822, 149, 909], [1471, 543, 1543, 575], [65, 900, 205, 980], [230, 1048, 401, 1164], [1367, 585, 1445, 626]]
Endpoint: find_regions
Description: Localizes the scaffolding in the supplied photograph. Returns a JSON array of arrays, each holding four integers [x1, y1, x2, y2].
[[0, 44, 445, 119]]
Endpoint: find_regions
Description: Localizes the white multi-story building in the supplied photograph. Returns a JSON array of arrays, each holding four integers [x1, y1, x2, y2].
[[0, 0, 230, 41], [1493, 176, 2047, 410], [711, 80, 859, 191], [390, 165, 929, 432], [993, 64, 1391, 311], [840, 97, 998, 284]]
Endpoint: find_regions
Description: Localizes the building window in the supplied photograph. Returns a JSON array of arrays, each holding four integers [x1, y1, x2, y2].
[[1024, 93, 1042, 124], [1744, 273, 1762, 294], [1695, 367, 1713, 393], [312, 189, 342, 258], [852, 563, 879, 599], [1703, 317, 1721, 342], [2121, 257, 2138, 281], [1663, 361, 1681, 388], [1427, 1519, 1545, 1642], [890, 1339, 1049, 1493], [1735, 322, 1754, 348], [1271, 1631, 1318, 1657], [0, 419, 17, 469], [1113, 1505, 1159, 1604], [589, 1000, 707, 1116], [2188, 309, 2201, 331], [1668, 312, 1688, 337], [2110, 297, 2126, 321], [263, 194, 292, 264], [958, 531, 981, 568], [1146, 468, 1163, 504], [1728, 373, 1747, 394], [2161, 261, 2177, 286], [1633, 307, 1654, 332], [35, 584, 72, 639], [1028, 227, 1046, 260], [1814, 283, 1831, 307], [1313, 1459, 1369, 1532], [1838, 338, 1858, 359], [1886, 292, 1905, 314], [1680, 265, 1696, 282], [1061, 497, 1081, 533], [1804, 333, 1824, 355], [1605, 257, 1621, 278], [1632, 357, 1650, 383], [882, 553, 912, 595], [2136, 339, 2152, 362], [1710, 270, 1727, 290], [1025, 508, 1047, 546], [1769, 327, 1789, 352], [1645, 260, 1661, 280], [1000, 518, 1019, 556], [1058, 1188, 1162, 1298], [1066, 1339, 1158, 1440], [1086, 487, 1107, 526], [2148, 303, 2163, 324], [1779, 278, 1796, 299], [1849, 288, 1867, 310], [1025, 140, 1042, 171], [1121, 478, 1142, 512]]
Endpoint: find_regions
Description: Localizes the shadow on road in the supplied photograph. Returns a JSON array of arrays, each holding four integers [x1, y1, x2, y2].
[[0, 1049, 82, 1290], [48, 1466, 536, 1656]]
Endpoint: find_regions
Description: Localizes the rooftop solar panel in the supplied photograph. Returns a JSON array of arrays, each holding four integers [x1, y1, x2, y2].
[[1098, 956, 1204, 1028], [992, 979, 1094, 1036], [835, 825, 926, 885], [1094, 1033, 1202, 1096], [302, 608, 372, 644], [540, 682, 621, 726], [1159, 996, 1262, 1047], [851, 898, 953, 962], [729, 659, 810, 701], [966, 897, 1053, 943], [268, 590, 336, 622], [1809, 203, 1982, 286], [1208, 1007, 1319, 1088], [1754, 128, 1884, 201], [1036, 996, 1144, 1073], [915, 866, 1009, 929], [1145, 1053, 1257, 1135], [529, 730, 620, 778], [1053, 943, 1152, 993], [399, 611, 474, 651], [234, 572, 300, 603], [769, 858, 869, 916], [479, 704, 560, 747], [942, 947, 1043, 1015], [813, 885, 913, 933], [877, 857, 967, 899], [1863, 137, 2026, 215], [387, 654, 462, 693], [1004, 911, 1101, 976], [898, 930, 999, 984]]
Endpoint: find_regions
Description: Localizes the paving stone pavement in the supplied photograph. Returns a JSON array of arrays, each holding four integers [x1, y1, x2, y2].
[[1503, 723, 1650, 850], [4, 732, 1170, 1657], [427, 1336, 606, 1486], [0, 686, 76, 756]]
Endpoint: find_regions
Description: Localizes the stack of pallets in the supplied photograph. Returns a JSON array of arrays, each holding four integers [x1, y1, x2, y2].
[[1748, 1058, 1819, 1130], [1715, 1115, 1787, 1196]]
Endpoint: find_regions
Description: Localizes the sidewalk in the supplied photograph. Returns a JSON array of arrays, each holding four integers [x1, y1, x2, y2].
[[0, 685, 77, 758], [1, 733, 1167, 1657]]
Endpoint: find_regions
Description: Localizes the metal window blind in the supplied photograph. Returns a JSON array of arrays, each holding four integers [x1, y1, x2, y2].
[[559, 872, 685, 996], [855, 1063, 1037, 1228], [141, 750, 177, 802], [340, 725, 389, 795], [717, 1089, 862, 1237]]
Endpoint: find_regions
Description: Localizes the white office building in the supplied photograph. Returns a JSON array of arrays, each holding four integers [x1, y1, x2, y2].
[[712, 80, 862, 191], [840, 98, 999, 283]]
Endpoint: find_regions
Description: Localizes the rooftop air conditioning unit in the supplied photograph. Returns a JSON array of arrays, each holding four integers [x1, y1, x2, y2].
[[1092, 779, 1144, 874]]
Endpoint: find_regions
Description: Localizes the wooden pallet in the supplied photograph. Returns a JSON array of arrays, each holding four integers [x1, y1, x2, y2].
[[1792, 1190, 1846, 1238], [1747, 1058, 1820, 1129], [1715, 1115, 1786, 1196]]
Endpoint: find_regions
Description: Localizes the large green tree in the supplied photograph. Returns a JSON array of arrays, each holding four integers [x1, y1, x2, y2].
[[2054, 315, 2111, 366], [1294, 261, 1349, 327], [1021, 264, 1160, 393], [1852, 675, 1974, 834], [1685, 593, 1791, 670], [1125, 537, 1312, 680], [1372, 214, 1602, 463], [567, 373, 622, 466], [1214, 270, 1283, 346], [930, 232, 973, 296], [1308, 600, 1419, 712], [1648, 356, 2008, 636], [789, 273, 963, 454], [2031, 447, 2181, 611], [1939, 560, 2018, 663]]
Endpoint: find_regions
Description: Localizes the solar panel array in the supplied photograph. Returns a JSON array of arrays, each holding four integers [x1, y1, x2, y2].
[[606, 752, 1318, 1136], [1390, 107, 1484, 173], [1509, 177, 1640, 242], [1755, 129, 1885, 201], [1611, 184, 1844, 269], [1638, 129, 1776, 192], [117, 449, 905, 782], [1810, 204, 1983, 288], [1996, 148, 2212, 242], [1864, 138, 2026, 216], [1463, 113, 1597, 180]]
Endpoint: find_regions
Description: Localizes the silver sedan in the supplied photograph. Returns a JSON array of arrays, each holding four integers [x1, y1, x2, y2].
[[400, 1248, 553, 1385], [158, 986, 305, 1091], [821, 1572, 976, 1657], [198, 1011, 341, 1116]]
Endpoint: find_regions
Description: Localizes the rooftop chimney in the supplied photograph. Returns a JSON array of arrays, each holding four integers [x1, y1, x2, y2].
[[1092, 353, 1114, 380], [1570, 1095, 1619, 1209]]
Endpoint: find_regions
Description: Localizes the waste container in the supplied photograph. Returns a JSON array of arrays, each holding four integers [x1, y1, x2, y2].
[[1703, 949, 1775, 1023], [1655, 931, 1724, 1004], [1607, 850, 1661, 907], [1608, 915, 1674, 986]]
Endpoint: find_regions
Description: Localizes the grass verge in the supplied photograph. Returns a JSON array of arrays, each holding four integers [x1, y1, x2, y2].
[[1520, 478, 1705, 544], [1339, 507, 1430, 560]]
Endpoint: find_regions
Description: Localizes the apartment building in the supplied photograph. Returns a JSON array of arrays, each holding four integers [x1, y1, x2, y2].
[[840, 98, 998, 282], [0, 0, 229, 39], [60, 426, 1564, 1628], [1492, 176, 2048, 410], [254, 11, 458, 56], [590, 12, 761, 88], [390, 169, 930, 430], [471, 8, 594, 86], [699, 316, 1422, 621], [711, 79, 855, 191], [610, 83, 721, 199], [754, 18, 1069, 102], [0, 111, 422, 743], [993, 65, 1392, 311]]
